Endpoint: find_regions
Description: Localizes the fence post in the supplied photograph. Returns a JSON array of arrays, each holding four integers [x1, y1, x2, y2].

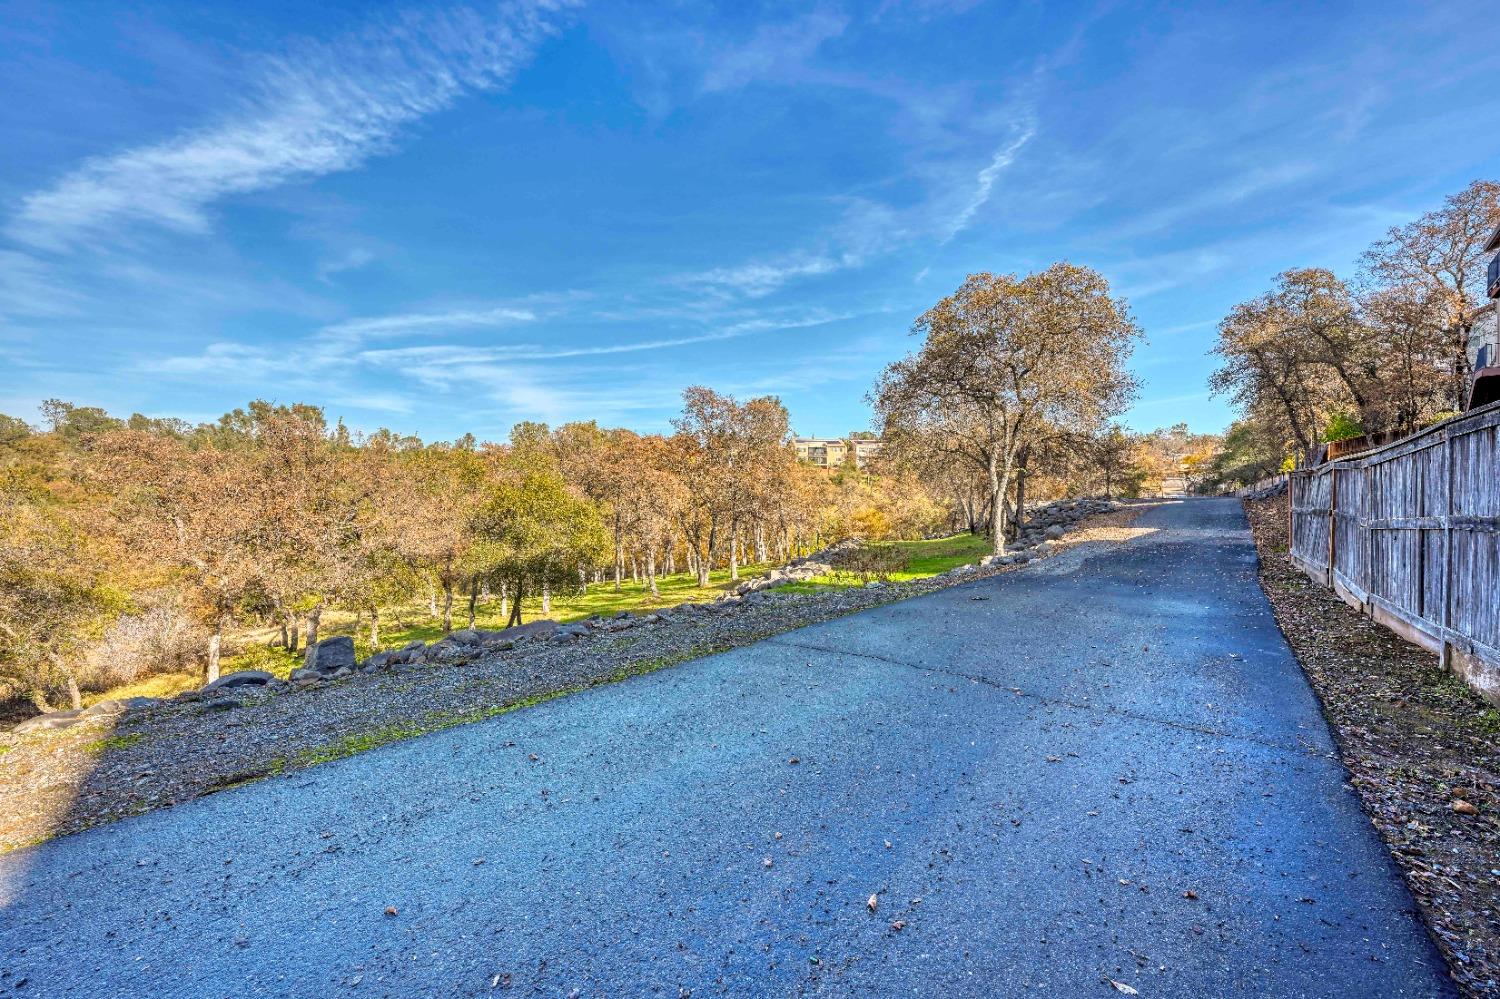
[[1441, 426, 1455, 670]]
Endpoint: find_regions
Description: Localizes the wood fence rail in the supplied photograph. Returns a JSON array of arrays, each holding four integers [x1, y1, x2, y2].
[[1288, 399, 1500, 705]]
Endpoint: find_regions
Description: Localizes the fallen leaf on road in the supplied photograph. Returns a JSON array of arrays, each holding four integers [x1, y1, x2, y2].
[[867, 893, 879, 913], [788, 757, 801, 765], [1453, 800, 1479, 815], [1109, 981, 1139, 995], [890, 920, 906, 931], [763, 858, 774, 868], [384, 906, 398, 917], [1183, 890, 1198, 900]]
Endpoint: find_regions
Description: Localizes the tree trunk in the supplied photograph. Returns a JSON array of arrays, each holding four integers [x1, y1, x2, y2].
[[441, 583, 454, 634], [289, 616, 300, 654], [730, 534, 740, 581], [647, 549, 660, 597], [1013, 447, 1029, 539], [278, 614, 289, 650], [541, 579, 551, 615], [988, 448, 1013, 557], [467, 580, 478, 629], [207, 620, 223, 684], [499, 580, 509, 622], [369, 606, 380, 648], [66, 671, 82, 711], [305, 604, 323, 648], [614, 535, 624, 592], [506, 579, 524, 627], [428, 583, 438, 618]]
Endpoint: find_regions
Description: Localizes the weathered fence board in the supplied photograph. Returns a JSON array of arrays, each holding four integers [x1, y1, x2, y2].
[[1288, 400, 1500, 705]]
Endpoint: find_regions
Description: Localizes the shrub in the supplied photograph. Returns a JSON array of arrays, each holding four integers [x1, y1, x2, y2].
[[79, 601, 205, 690]]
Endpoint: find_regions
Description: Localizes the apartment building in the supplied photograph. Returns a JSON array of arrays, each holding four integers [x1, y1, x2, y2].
[[793, 437, 884, 469]]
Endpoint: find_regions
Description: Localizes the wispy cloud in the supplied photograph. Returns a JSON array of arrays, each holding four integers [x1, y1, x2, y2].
[[323, 306, 538, 339], [688, 253, 855, 297], [941, 119, 1035, 241], [700, 10, 849, 93], [9, 2, 574, 250]]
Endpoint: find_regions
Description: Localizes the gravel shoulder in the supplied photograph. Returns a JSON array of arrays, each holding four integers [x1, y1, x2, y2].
[[1244, 492, 1500, 998], [0, 503, 1148, 854]]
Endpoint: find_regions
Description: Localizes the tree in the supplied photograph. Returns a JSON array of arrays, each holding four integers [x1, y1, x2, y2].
[[473, 466, 607, 626], [0, 437, 120, 709], [873, 264, 1140, 555], [1361, 180, 1500, 411]]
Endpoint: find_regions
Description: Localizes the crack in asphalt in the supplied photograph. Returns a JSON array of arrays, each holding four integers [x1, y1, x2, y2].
[[765, 636, 1336, 762]]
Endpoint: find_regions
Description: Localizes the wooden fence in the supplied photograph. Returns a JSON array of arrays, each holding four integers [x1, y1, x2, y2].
[[1288, 400, 1500, 705]]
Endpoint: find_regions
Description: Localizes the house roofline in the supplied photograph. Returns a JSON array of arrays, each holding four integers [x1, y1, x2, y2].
[[1485, 221, 1500, 253]]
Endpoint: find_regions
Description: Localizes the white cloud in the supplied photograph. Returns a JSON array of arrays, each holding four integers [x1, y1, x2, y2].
[[941, 120, 1035, 241], [323, 306, 538, 339], [688, 253, 854, 297], [700, 10, 849, 93], [9, 2, 574, 250]]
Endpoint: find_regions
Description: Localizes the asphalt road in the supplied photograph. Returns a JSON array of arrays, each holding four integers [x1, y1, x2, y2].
[[0, 499, 1455, 998]]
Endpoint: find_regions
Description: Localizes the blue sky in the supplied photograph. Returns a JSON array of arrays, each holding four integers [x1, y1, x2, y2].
[[2, 0, 1497, 441]]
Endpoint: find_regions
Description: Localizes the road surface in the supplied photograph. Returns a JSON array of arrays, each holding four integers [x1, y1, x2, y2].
[[0, 499, 1454, 997]]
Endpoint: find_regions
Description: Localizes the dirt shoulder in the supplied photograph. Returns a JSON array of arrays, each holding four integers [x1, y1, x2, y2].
[[0, 503, 1150, 855], [1244, 492, 1500, 998]]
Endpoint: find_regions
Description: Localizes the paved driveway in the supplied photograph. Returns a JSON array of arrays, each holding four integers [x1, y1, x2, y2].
[[0, 499, 1454, 997]]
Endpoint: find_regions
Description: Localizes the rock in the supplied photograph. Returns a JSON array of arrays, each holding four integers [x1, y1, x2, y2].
[[550, 623, 590, 643], [290, 667, 323, 684], [203, 670, 274, 693], [361, 650, 395, 670], [448, 629, 482, 645], [204, 697, 241, 711], [303, 636, 356, 675], [864, 581, 884, 589], [1045, 525, 1065, 540], [81, 698, 131, 718], [10, 709, 87, 735], [1012, 551, 1032, 564], [122, 696, 160, 715], [493, 620, 558, 644]]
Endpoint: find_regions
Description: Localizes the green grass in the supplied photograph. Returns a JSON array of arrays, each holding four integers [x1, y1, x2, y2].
[[84, 732, 143, 754], [779, 532, 991, 592], [219, 562, 772, 676]]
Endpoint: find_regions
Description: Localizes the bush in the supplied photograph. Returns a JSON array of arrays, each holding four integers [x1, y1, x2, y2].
[[79, 602, 205, 690]]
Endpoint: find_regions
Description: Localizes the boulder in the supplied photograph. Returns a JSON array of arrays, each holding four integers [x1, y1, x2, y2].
[[550, 622, 590, 643], [204, 696, 241, 711], [290, 667, 323, 684], [10, 709, 87, 735], [81, 698, 131, 718], [203, 670, 274, 693], [303, 636, 356, 675], [493, 620, 559, 644], [360, 650, 395, 670], [1045, 525, 1065, 540]]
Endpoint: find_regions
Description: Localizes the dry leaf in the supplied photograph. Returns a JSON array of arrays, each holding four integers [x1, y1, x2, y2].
[[867, 893, 879, 913], [1453, 799, 1479, 815], [1183, 889, 1198, 899], [384, 906, 398, 917], [890, 920, 906, 931], [1109, 981, 1139, 995]]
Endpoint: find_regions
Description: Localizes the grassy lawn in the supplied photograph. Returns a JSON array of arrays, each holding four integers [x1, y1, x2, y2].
[[779, 532, 990, 592], [79, 539, 985, 705], [202, 562, 775, 682]]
